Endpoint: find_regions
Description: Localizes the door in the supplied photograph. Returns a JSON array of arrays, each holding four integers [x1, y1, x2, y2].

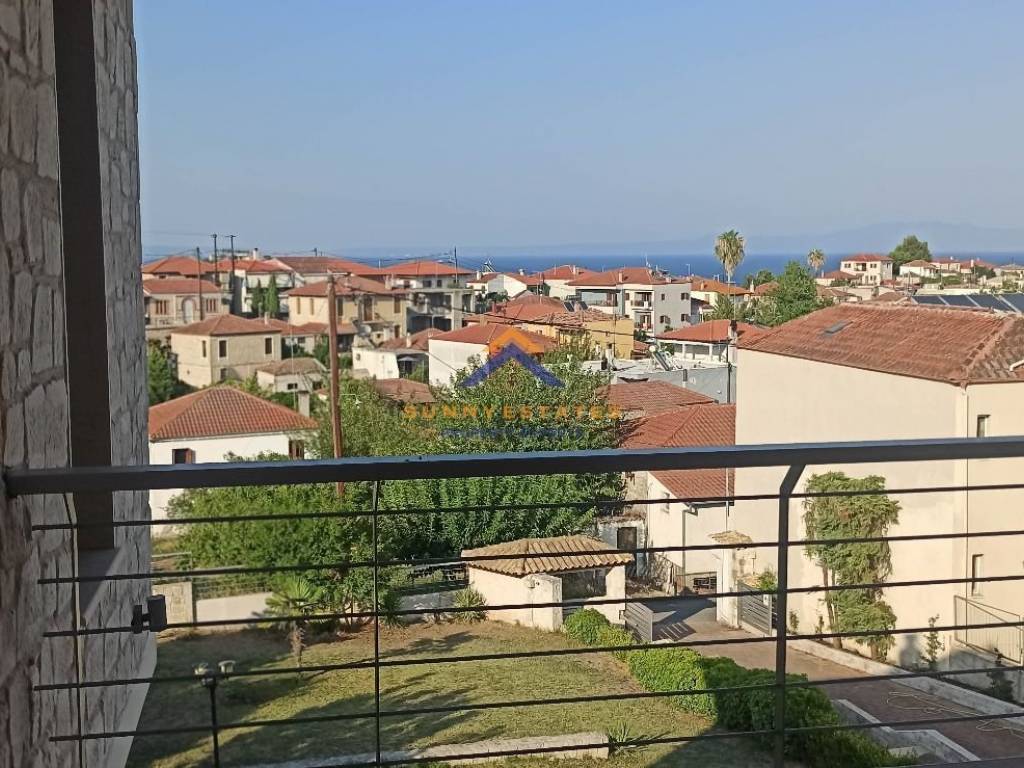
[[617, 526, 638, 578], [181, 298, 196, 324]]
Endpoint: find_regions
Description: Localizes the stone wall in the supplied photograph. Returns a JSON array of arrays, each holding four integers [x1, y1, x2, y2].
[[0, 1, 149, 766]]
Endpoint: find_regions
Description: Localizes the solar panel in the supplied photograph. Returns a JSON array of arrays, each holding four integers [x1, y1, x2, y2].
[[1001, 294, 1024, 312], [942, 295, 975, 307], [913, 295, 947, 306], [968, 294, 1009, 311]]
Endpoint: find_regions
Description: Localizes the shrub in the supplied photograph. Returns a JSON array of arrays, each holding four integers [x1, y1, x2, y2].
[[449, 588, 486, 623], [376, 588, 403, 628], [627, 648, 718, 719], [562, 609, 610, 646], [595, 624, 636, 660]]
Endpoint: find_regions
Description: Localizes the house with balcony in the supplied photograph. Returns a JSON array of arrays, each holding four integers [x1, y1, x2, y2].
[[566, 267, 691, 333], [378, 259, 474, 333], [838, 253, 894, 286], [142, 278, 230, 340], [655, 319, 764, 364], [148, 387, 317, 530], [284, 275, 408, 346], [729, 303, 1024, 666], [469, 293, 636, 358], [169, 315, 283, 387]]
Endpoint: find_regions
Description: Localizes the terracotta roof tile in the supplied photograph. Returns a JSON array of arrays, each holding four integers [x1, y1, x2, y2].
[[256, 358, 326, 376], [739, 303, 1024, 385], [379, 328, 443, 351], [431, 324, 557, 350], [380, 260, 473, 276], [262, 319, 329, 336], [371, 378, 435, 405], [689, 277, 751, 296], [462, 535, 633, 576], [171, 315, 283, 337], [149, 387, 316, 441], [142, 278, 222, 296], [841, 253, 893, 263], [531, 264, 595, 281], [603, 380, 714, 417], [142, 256, 218, 277], [284, 275, 403, 297], [567, 266, 678, 287], [656, 320, 763, 344], [275, 255, 385, 276]]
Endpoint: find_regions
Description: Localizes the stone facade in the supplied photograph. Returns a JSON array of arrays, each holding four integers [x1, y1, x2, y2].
[[0, 2, 149, 767]]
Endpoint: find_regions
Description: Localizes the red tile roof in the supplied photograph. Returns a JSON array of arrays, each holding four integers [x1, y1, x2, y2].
[[479, 300, 614, 328], [841, 253, 893, 263], [142, 256, 218, 277], [656, 320, 764, 344], [603, 380, 714, 417], [284, 275, 405, 297], [902, 260, 933, 268], [142, 278, 222, 296], [171, 315, 283, 337], [430, 324, 557, 350], [149, 387, 316, 441], [689, 277, 751, 296], [532, 264, 595, 281], [821, 269, 858, 281], [379, 328, 444, 351], [275, 255, 385, 276], [371, 378, 435, 405], [261, 319, 329, 336], [739, 303, 1024, 385], [380, 260, 473, 277], [567, 266, 678, 287], [462, 535, 633, 576], [753, 281, 779, 296], [621, 403, 736, 501]]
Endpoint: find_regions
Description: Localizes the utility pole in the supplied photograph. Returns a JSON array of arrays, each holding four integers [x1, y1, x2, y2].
[[226, 234, 237, 314], [211, 234, 219, 286], [326, 273, 344, 497], [196, 247, 205, 321]]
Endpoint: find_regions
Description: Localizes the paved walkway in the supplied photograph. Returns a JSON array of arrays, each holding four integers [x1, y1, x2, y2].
[[648, 599, 1024, 763]]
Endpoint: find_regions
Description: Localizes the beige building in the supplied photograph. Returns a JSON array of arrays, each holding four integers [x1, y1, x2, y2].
[[142, 278, 230, 339], [170, 315, 283, 387], [379, 259, 475, 333], [463, 536, 632, 630], [838, 253, 894, 286], [568, 267, 692, 332], [727, 303, 1024, 667], [285, 275, 408, 345]]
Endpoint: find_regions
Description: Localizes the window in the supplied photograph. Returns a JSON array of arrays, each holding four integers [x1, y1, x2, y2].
[[218, 339, 228, 358], [971, 554, 984, 596], [288, 440, 306, 459], [624, 292, 630, 301], [561, 569, 608, 600], [393, 296, 401, 313], [153, 299, 169, 315], [201, 340, 207, 358], [680, 314, 686, 322], [205, 298, 218, 313], [423, 279, 432, 288], [265, 337, 273, 355], [286, 382, 299, 391], [660, 293, 665, 301], [171, 448, 195, 464], [977, 415, 990, 437], [662, 492, 671, 513], [218, 368, 228, 381]]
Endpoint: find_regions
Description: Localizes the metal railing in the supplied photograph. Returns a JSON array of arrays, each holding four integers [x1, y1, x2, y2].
[[8, 435, 1024, 767], [954, 595, 1024, 665]]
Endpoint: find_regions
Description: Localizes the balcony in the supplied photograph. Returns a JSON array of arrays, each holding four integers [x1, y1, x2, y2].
[[8, 436, 1024, 768]]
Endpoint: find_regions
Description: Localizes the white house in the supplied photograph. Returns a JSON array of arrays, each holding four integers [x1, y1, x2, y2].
[[899, 260, 938, 281], [352, 328, 442, 380], [467, 271, 535, 299], [622, 403, 737, 593], [567, 267, 692, 332], [727, 303, 1024, 667], [148, 387, 317, 533], [427, 324, 556, 387], [655, 320, 765, 364], [530, 264, 594, 300], [838, 253, 894, 286], [463, 535, 633, 630], [256, 357, 326, 394]]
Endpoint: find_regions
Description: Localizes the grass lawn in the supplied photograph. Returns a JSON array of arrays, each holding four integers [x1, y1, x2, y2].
[[127, 621, 781, 768]]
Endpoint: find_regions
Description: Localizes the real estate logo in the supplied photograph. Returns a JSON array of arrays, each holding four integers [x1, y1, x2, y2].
[[461, 327, 563, 388]]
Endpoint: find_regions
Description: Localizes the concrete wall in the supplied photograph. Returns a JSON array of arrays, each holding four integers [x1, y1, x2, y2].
[[726, 347, 1024, 666], [171, 330, 281, 388], [352, 347, 401, 380], [0, 2, 150, 766], [149, 432, 296, 524], [428, 339, 484, 386]]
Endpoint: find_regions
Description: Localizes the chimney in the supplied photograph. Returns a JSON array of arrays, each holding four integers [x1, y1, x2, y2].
[[618, 270, 625, 282], [252, 247, 261, 260], [297, 391, 311, 417]]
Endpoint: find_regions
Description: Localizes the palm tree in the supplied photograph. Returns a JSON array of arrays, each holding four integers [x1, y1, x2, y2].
[[714, 230, 746, 285], [807, 248, 825, 277], [266, 576, 325, 672]]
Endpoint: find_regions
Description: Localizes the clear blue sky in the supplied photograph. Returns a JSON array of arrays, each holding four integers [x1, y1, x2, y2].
[[136, 1, 1024, 253]]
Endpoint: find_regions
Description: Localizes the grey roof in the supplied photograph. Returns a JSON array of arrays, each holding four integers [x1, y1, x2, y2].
[[256, 358, 327, 376]]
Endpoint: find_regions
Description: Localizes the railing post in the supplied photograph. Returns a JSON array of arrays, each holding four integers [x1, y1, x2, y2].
[[773, 464, 804, 768], [372, 480, 382, 768]]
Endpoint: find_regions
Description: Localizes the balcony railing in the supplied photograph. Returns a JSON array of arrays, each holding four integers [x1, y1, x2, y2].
[[8, 436, 1024, 768]]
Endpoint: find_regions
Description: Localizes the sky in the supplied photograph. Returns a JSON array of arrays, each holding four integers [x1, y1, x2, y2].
[[136, 1, 1024, 255]]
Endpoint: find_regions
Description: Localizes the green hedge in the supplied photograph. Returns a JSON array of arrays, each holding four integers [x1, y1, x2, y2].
[[594, 624, 636, 661], [562, 609, 610, 646]]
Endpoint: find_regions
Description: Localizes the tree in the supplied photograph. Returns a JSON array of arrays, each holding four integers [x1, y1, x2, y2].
[[889, 235, 931, 274], [147, 341, 180, 404], [807, 248, 826, 277], [714, 230, 746, 285], [709, 294, 750, 321], [753, 261, 831, 327], [250, 284, 266, 316], [265, 576, 325, 672], [745, 269, 775, 288], [803, 472, 901, 660], [265, 279, 281, 317]]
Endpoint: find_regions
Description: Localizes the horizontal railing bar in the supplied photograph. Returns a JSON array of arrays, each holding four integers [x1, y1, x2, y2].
[[35, 655, 1023, 705], [28, 479, 1024, 531], [43, 575, 1024, 637], [10, 435, 1024, 495]]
